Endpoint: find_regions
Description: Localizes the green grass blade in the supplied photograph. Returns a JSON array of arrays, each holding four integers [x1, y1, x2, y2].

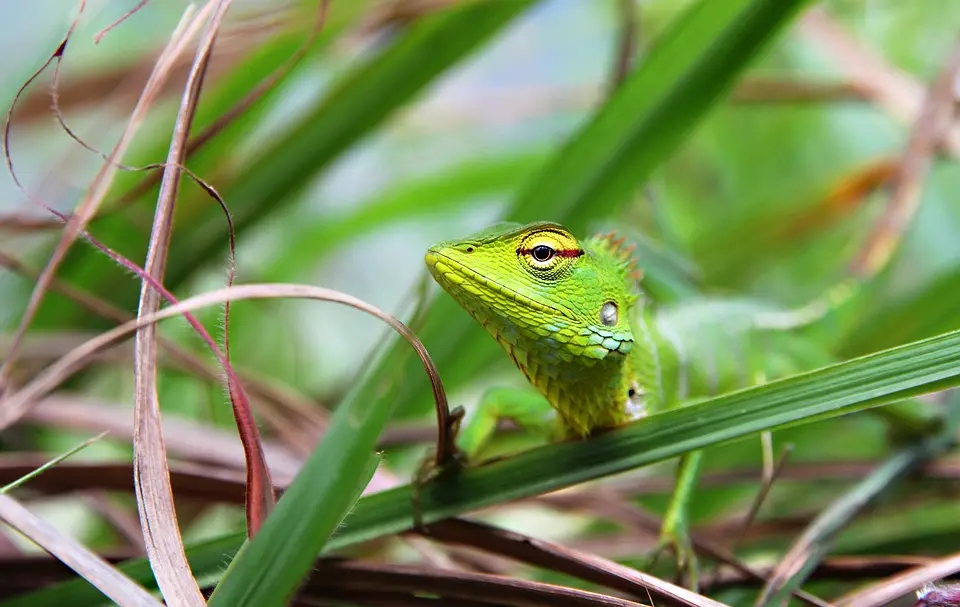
[[11, 325, 960, 606], [30, 1, 536, 332], [1, 432, 107, 494], [334, 326, 960, 544], [755, 434, 953, 606], [369, 0, 817, 422], [207, 453, 380, 607], [509, 0, 812, 230], [163, 1, 537, 290]]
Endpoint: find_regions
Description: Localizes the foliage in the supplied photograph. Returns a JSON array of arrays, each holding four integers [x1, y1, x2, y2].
[[0, 1, 959, 606]]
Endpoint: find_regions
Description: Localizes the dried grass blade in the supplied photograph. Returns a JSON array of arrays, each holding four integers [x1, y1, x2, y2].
[[0, 284, 447, 436], [132, 1, 234, 604], [754, 431, 953, 607], [424, 518, 726, 607], [0, 494, 162, 607], [836, 552, 960, 607], [303, 560, 649, 607], [0, 457, 252, 504]]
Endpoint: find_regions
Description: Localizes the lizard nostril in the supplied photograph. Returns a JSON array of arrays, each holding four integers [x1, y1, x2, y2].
[[466, 246, 474, 253]]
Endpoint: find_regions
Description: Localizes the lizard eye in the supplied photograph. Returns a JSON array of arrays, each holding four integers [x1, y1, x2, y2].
[[531, 245, 555, 263]]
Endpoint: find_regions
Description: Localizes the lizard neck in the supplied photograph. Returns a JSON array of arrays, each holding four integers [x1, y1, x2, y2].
[[481, 313, 646, 437]]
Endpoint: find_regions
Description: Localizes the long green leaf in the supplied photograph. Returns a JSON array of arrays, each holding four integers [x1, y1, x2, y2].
[[164, 1, 537, 290], [10, 325, 960, 606], [510, 0, 812, 229], [369, 0, 818, 421], [207, 453, 380, 606], [29, 1, 534, 331]]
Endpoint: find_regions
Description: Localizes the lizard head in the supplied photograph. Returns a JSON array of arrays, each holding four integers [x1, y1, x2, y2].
[[425, 221, 641, 362]]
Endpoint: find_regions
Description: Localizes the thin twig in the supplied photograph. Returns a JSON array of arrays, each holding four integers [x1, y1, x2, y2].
[[850, 38, 960, 278], [116, 0, 332, 208], [0, 2, 206, 394], [608, 0, 638, 92]]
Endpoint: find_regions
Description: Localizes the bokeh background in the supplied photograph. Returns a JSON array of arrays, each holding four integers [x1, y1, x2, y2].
[[1, 1, 960, 605]]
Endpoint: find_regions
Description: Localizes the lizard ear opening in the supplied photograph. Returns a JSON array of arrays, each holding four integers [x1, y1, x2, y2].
[[600, 301, 618, 326]]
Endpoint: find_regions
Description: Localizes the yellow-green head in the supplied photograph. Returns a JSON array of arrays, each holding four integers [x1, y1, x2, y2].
[[425, 221, 646, 435]]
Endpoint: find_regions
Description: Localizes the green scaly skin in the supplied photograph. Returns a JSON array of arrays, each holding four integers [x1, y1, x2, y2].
[[425, 221, 699, 579], [426, 221, 667, 434], [424, 221, 918, 588]]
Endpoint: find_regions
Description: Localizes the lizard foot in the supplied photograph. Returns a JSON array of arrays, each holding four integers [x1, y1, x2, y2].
[[646, 526, 700, 591], [412, 406, 467, 530]]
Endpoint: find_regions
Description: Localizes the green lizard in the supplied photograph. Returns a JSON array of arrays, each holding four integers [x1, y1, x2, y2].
[[423, 220, 843, 586]]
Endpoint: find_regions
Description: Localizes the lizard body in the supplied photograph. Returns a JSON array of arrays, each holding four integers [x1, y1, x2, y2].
[[425, 220, 873, 587], [425, 221, 667, 440], [424, 220, 849, 586]]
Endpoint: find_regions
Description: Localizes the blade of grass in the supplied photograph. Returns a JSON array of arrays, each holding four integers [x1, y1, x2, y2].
[[755, 432, 956, 606], [12, 323, 960, 606], [0, 435, 161, 607], [159, 0, 537, 292], [0, 495, 163, 607], [132, 2, 235, 604], [207, 454, 381, 606], [357, 0, 817, 435], [0, 432, 108, 494], [511, 0, 813, 229]]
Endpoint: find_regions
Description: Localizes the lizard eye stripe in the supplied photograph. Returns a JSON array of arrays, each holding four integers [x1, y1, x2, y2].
[[516, 246, 584, 260], [517, 229, 583, 270]]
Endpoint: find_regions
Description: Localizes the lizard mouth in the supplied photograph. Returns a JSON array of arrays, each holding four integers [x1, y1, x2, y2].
[[426, 250, 575, 321]]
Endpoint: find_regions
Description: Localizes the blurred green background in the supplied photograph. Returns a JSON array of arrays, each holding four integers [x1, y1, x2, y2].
[[1, 1, 960, 604]]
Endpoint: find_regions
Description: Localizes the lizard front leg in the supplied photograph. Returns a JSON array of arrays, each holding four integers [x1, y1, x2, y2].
[[457, 387, 560, 461], [413, 387, 559, 529]]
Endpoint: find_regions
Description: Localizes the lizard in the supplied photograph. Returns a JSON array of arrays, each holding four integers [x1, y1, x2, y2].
[[423, 220, 861, 587], [424, 220, 703, 580]]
